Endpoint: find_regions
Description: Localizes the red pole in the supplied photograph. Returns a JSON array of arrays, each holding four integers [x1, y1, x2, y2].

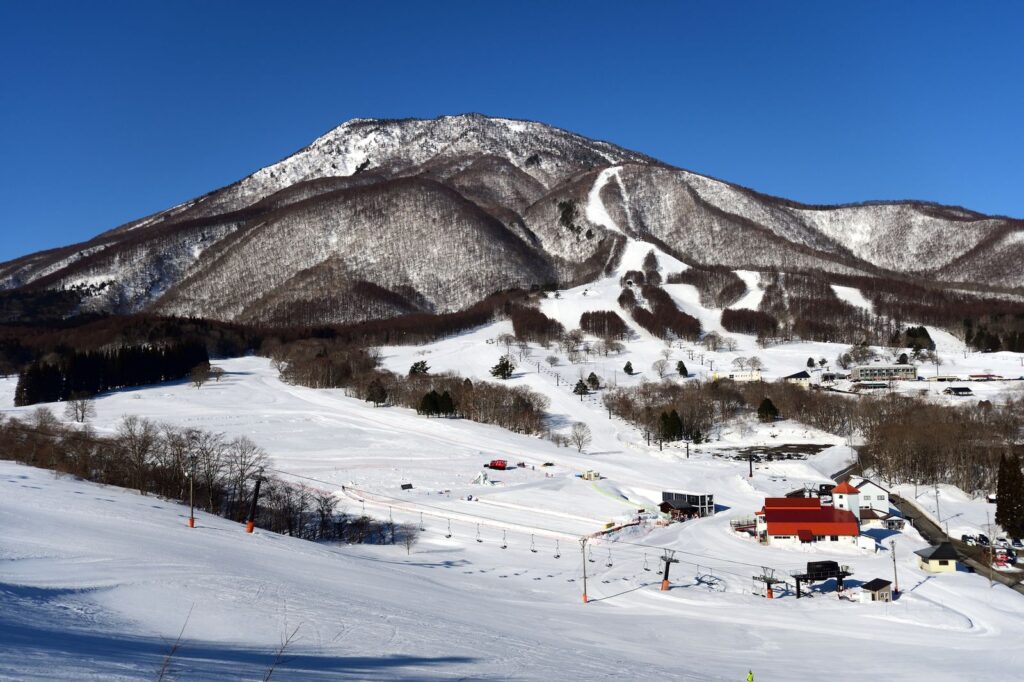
[[245, 474, 263, 534]]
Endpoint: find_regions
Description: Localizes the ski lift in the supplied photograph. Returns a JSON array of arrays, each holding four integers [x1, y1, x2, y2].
[[419, 512, 425, 531], [554, 540, 561, 559], [501, 530, 508, 549], [605, 548, 613, 568], [445, 519, 452, 539], [587, 546, 595, 563], [530, 534, 537, 553], [476, 524, 483, 543], [643, 553, 651, 572]]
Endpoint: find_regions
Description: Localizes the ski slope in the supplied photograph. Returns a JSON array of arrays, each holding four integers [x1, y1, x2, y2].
[[3, 190, 1024, 677], [3, 352, 1024, 679]]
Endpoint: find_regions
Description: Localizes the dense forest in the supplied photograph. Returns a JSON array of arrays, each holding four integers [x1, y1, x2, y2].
[[14, 342, 209, 406]]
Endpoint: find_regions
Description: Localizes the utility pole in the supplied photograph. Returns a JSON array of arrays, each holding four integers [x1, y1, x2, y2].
[[187, 454, 196, 528], [661, 550, 678, 591], [986, 511, 993, 588], [934, 484, 941, 533], [890, 539, 899, 596], [748, 453, 754, 478], [580, 537, 589, 603], [685, 440, 690, 459], [245, 467, 264, 534]]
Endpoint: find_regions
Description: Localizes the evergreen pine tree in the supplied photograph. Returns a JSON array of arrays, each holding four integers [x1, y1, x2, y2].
[[438, 390, 455, 417], [676, 361, 687, 377], [997, 454, 1024, 538], [573, 380, 589, 400], [409, 360, 430, 376], [624, 361, 633, 375], [996, 454, 1011, 530], [490, 355, 515, 380], [669, 409, 684, 440], [419, 390, 441, 416], [366, 379, 387, 406], [586, 372, 600, 390], [806, 357, 815, 368], [757, 398, 779, 423], [658, 411, 673, 443]]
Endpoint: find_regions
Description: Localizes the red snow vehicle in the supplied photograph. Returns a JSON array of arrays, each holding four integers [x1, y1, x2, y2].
[[486, 459, 508, 470]]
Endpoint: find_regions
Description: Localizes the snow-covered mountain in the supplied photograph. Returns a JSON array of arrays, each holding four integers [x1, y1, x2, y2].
[[2, 114, 1021, 324]]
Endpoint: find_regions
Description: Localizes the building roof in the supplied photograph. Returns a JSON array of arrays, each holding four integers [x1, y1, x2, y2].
[[763, 497, 822, 510], [944, 386, 973, 395], [852, 364, 917, 371], [858, 508, 892, 521], [764, 506, 860, 537], [861, 578, 892, 592], [832, 481, 860, 495], [785, 370, 811, 380], [915, 542, 959, 561], [849, 477, 890, 494]]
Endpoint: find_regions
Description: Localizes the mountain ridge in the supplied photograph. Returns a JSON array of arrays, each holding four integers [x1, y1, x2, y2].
[[2, 113, 1022, 327]]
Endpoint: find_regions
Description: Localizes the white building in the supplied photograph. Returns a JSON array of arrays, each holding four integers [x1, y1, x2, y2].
[[831, 481, 861, 522], [711, 369, 762, 382], [848, 477, 892, 514]]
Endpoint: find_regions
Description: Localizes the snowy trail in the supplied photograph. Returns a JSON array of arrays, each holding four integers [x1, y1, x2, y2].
[[732, 270, 764, 310]]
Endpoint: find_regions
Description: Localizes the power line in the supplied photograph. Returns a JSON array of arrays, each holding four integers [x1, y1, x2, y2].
[[3, 420, 790, 577]]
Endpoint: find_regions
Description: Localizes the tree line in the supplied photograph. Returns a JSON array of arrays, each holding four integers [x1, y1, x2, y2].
[[14, 342, 209, 406], [0, 409, 414, 545], [603, 377, 1023, 494]]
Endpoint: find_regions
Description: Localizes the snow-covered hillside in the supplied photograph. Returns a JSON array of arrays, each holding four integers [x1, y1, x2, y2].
[[5, 244, 1024, 679], [4, 114, 1023, 324], [3, 351, 1024, 679]]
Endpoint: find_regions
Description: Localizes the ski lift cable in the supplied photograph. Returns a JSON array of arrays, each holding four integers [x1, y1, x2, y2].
[[7, 423, 781, 576], [262, 465, 783, 573]]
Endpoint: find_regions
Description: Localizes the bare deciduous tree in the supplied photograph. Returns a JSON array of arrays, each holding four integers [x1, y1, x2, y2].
[[190, 363, 211, 388], [570, 422, 592, 453], [652, 359, 669, 378], [226, 436, 269, 520], [63, 395, 96, 423], [117, 415, 161, 494]]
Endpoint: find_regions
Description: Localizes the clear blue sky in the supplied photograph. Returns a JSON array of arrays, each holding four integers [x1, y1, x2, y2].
[[2, 2, 1022, 262]]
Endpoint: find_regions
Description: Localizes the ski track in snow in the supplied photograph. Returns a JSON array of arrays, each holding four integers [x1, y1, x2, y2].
[[832, 284, 874, 314]]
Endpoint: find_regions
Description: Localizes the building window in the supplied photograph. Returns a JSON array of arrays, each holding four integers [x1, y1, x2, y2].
[[830, 535, 839, 541], [878, 495, 885, 500], [939, 560, 949, 566]]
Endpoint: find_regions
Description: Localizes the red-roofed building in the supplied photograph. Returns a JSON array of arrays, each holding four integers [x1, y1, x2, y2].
[[755, 497, 861, 547]]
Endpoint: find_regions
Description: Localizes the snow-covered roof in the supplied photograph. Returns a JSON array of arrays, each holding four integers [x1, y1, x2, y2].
[[915, 543, 959, 561]]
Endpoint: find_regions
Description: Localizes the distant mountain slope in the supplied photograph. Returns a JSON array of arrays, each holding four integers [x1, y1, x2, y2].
[[1, 113, 1021, 324]]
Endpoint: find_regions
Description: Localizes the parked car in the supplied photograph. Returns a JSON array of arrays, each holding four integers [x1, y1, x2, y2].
[[977, 534, 991, 547], [995, 537, 1011, 549], [1011, 538, 1023, 549], [961, 534, 977, 546]]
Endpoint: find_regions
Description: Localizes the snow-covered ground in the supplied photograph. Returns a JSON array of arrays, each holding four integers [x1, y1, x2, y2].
[[3, 350, 1024, 678], [3, 206, 1024, 677]]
